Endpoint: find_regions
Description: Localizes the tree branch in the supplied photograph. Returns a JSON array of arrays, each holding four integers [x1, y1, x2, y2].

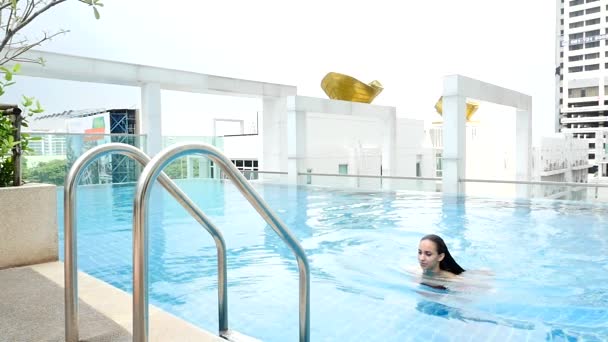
[[0, 0, 67, 55], [0, 29, 66, 65]]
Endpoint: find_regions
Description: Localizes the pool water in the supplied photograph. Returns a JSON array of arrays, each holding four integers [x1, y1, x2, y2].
[[58, 179, 608, 341]]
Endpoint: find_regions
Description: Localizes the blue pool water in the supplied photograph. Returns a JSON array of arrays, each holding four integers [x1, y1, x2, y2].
[[58, 179, 608, 341]]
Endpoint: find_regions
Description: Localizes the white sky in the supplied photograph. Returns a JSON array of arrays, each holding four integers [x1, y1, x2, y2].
[[6, 0, 557, 139]]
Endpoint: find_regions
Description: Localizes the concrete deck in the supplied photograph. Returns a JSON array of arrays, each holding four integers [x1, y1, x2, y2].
[[0, 262, 224, 341]]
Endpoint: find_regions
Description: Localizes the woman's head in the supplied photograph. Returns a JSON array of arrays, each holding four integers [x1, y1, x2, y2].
[[418, 234, 465, 275]]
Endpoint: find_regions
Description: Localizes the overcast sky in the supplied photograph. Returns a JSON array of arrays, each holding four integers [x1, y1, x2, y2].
[[6, 0, 557, 138]]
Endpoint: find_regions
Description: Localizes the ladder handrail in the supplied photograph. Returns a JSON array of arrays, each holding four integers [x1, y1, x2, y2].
[[64, 143, 228, 342], [133, 142, 311, 342]]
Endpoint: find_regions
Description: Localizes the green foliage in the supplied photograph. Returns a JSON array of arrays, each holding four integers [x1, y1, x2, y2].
[[0, 64, 40, 187], [0, 0, 103, 186], [22, 159, 67, 185]]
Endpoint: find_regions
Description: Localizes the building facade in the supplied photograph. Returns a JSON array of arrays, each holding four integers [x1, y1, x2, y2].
[[556, 0, 608, 177]]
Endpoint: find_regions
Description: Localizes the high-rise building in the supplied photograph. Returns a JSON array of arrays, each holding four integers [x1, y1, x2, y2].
[[556, 0, 608, 177]]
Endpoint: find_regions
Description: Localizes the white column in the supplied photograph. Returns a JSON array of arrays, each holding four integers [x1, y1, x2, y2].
[[287, 97, 306, 184], [516, 108, 532, 198], [441, 95, 467, 195], [140, 83, 162, 155], [186, 156, 194, 179], [381, 112, 396, 190], [260, 97, 288, 178]]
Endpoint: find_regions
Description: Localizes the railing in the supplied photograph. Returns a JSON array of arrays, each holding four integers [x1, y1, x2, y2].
[[63, 143, 228, 342], [296, 171, 608, 201], [133, 142, 310, 342], [297, 172, 441, 181]]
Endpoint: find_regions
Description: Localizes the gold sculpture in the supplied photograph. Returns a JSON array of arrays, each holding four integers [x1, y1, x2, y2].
[[321, 72, 383, 104], [434, 96, 479, 122]]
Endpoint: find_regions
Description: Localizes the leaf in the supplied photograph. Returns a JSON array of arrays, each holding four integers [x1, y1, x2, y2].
[[93, 7, 100, 19], [29, 137, 42, 141], [12, 64, 20, 73], [11, 0, 16, 9], [21, 95, 33, 107], [21, 122, 28, 128], [4, 71, 12, 81]]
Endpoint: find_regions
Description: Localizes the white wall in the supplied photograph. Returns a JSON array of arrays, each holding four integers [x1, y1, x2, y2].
[[223, 135, 260, 160]]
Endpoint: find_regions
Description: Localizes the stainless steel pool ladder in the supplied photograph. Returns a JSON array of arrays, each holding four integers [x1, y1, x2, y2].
[[64, 142, 311, 342], [64, 143, 228, 342], [133, 142, 310, 342]]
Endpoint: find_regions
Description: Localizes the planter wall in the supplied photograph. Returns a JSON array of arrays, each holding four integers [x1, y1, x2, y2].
[[0, 183, 57, 269]]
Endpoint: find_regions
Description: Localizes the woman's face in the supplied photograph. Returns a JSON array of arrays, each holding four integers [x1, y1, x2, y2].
[[418, 239, 444, 273]]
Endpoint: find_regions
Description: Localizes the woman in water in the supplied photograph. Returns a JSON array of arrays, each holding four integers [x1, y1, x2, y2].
[[417, 234, 465, 289]]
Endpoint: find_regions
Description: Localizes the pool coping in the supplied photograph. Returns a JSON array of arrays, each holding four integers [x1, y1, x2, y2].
[[30, 261, 225, 341]]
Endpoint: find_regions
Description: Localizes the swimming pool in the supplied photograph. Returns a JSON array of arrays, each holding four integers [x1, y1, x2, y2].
[[58, 179, 608, 341]]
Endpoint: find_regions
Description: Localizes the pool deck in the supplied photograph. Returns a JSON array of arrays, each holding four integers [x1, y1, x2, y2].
[[0, 261, 225, 341]]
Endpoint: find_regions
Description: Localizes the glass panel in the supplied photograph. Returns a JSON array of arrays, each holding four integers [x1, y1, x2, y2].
[[22, 133, 146, 186], [161, 136, 225, 180]]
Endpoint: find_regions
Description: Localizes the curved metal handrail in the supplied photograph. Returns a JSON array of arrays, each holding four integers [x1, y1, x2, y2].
[[133, 142, 311, 342], [64, 143, 228, 342]]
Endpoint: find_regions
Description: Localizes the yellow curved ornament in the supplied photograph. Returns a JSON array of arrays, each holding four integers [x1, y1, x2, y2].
[[321, 72, 383, 104], [434, 96, 479, 122]]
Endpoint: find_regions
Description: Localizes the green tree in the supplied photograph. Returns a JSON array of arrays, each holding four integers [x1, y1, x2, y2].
[[22, 158, 67, 185], [0, 0, 102, 187]]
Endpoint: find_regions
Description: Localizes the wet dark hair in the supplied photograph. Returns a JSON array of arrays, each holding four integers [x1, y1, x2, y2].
[[421, 234, 465, 275]]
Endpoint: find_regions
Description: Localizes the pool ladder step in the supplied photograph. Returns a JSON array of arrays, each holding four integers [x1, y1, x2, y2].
[[221, 329, 263, 342]]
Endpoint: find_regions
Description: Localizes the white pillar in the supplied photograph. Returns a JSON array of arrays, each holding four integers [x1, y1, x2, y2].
[[516, 109, 532, 198], [287, 97, 306, 184], [260, 97, 288, 177], [186, 156, 194, 179], [381, 112, 396, 190], [140, 83, 162, 155], [442, 95, 467, 195]]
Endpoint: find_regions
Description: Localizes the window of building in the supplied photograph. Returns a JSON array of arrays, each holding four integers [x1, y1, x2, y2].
[[585, 18, 600, 26], [230, 159, 259, 180], [585, 52, 600, 59], [570, 9, 584, 17], [585, 64, 600, 71], [569, 66, 584, 72], [569, 21, 584, 28], [585, 41, 600, 48], [570, 0, 584, 5], [569, 55, 584, 61], [435, 153, 442, 177], [586, 6, 600, 14], [570, 43, 583, 51], [586, 0, 599, 3], [569, 32, 584, 40], [585, 29, 600, 37], [338, 164, 348, 175], [569, 86, 599, 97]]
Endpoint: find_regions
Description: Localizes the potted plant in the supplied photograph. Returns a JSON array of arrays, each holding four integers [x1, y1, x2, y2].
[[0, 0, 102, 269]]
